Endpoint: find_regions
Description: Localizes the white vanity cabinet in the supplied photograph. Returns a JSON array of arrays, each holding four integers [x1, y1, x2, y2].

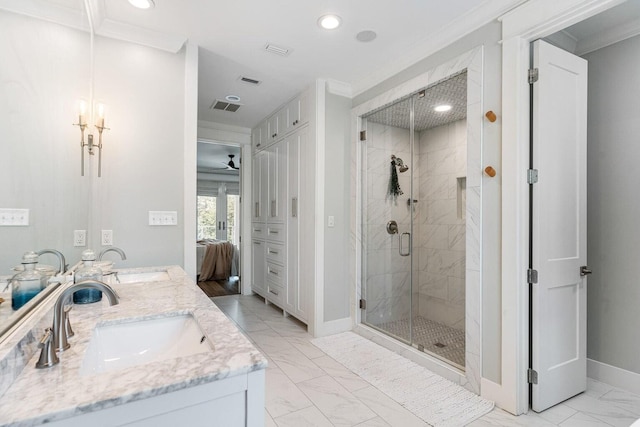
[[45, 370, 265, 427], [250, 88, 312, 324]]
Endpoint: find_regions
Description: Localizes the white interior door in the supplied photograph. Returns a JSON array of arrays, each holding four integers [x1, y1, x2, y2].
[[531, 39, 588, 412]]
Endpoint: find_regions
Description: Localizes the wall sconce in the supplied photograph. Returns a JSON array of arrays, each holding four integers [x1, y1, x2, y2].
[[74, 100, 110, 177]]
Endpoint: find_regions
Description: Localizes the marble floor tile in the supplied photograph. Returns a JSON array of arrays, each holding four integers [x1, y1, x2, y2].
[[599, 389, 640, 417], [270, 347, 327, 383], [353, 386, 428, 427], [354, 417, 392, 426], [212, 295, 640, 427], [266, 410, 278, 427], [563, 394, 638, 427], [298, 375, 378, 426], [265, 368, 313, 418], [286, 336, 328, 359], [313, 356, 370, 393], [559, 411, 615, 427], [535, 403, 578, 425], [274, 405, 334, 427]]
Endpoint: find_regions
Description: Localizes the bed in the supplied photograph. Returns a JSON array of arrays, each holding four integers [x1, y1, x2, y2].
[[196, 239, 239, 281]]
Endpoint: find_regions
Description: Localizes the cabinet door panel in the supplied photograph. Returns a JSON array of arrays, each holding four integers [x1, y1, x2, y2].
[[251, 239, 266, 295]]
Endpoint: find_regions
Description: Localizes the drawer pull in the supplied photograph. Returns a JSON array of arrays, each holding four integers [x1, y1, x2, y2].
[[268, 268, 279, 276], [254, 229, 262, 233], [269, 289, 279, 296], [268, 249, 279, 255], [269, 229, 279, 234], [253, 241, 262, 245]]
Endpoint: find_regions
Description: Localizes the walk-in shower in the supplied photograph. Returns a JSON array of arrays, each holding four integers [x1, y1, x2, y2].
[[360, 71, 468, 370]]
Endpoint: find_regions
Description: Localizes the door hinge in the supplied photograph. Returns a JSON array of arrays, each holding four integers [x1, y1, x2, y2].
[[360, 130, 367, 141], [527, 269, 538, 284], [359, 299, 366, 310], [527, 169, 539, 184], [527, 368, 538, 384], [528, 68, 539, 84]]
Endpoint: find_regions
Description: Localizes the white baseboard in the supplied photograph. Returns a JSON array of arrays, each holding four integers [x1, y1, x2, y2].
[[314, 317, 352, 337], [588, 358, 640, 395]]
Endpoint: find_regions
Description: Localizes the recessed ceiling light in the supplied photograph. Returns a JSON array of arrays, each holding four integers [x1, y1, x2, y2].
[[356, 30, 377, 42], [318, 14, 342, 30], [434, 104, 452, 112], [225, 95, 241, 102], [128, 0, 155, 9]]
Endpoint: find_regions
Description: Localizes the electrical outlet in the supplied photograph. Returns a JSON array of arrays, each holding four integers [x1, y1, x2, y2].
[[101, 229, 113, 246], [73, 230, 86, 247]]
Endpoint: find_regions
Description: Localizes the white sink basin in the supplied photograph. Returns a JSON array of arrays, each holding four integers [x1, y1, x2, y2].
[[116, 271, 170, 283], [80, 314, 212, 376]]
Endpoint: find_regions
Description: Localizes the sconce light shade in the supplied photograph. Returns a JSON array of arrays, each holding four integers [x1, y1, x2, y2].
[[74, 100, 110, 177]]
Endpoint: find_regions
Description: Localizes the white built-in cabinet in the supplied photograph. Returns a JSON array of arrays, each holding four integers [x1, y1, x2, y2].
[[251, 90, 311, 323]]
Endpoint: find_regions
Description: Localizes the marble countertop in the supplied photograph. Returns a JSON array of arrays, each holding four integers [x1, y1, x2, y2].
[[0, 265, 267, 426]]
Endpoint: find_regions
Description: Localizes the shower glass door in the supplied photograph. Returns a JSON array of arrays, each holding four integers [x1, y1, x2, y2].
[[361, 73, 468, 370], [361, 96, 415, 345]]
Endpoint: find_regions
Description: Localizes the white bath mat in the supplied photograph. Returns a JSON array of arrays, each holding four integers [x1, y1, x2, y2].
[[311, 332, 493, 427]]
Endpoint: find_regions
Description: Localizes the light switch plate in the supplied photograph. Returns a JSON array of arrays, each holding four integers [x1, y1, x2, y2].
[[149, 211, 178, 226], [328, 215, 335, 228], [0, 208, 29, 226]]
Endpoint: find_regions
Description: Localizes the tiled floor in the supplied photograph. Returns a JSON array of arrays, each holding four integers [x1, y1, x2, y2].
[[377, 315, 466, 368], [213, 294, 640, 426]]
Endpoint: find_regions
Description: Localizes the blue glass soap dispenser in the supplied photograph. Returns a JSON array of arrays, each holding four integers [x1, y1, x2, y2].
[[73, 249, 103, 304], [11, 251, 44, 310]]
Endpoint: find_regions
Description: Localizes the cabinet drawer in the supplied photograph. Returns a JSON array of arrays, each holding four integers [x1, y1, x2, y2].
[[252, 224, 266, 239], [266, 223, 285, 242], [266, 281, 284, 305], [266, 261, 285, 286], [265, 242, 285, 265]]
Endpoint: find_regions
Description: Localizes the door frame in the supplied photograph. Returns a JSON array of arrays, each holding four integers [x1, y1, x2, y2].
[[499, 0, 626, 415]]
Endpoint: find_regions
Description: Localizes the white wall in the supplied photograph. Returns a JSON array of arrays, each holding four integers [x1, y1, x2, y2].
[[0, 11, 188, 272], [91, 36, 185, 268], [353, 22, 503, 383], [323, 91, 352, 322], [583, 34, 640, 374], [0, 11, 91, 272]]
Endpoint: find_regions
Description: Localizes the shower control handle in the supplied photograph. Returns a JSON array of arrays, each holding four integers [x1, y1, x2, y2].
[[386, 220, 398, 235], [399, 232, 411, 257]]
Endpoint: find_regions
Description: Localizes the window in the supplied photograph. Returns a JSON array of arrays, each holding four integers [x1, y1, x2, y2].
[[197, 195, 217, 239]]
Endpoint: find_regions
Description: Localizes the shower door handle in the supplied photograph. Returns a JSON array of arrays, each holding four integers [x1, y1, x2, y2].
[[399, 232, 411, 257]]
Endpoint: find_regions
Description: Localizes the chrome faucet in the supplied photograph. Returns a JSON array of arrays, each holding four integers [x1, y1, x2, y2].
[[98, 247, 127, 261], [36, 249, 67, 275], [52, 280, 119, 354]]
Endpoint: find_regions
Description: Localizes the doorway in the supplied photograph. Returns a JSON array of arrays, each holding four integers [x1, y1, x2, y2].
[[196, 141, 242, 297]]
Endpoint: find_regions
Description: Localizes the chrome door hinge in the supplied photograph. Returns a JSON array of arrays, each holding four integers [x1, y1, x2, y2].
[[528, 68, 539, 84], [360, 130, 367, 141], [527, 269, 538, 284], [527, 368, 538, 384], [359, 299, 366, 310], [527, 169, 539, 184]]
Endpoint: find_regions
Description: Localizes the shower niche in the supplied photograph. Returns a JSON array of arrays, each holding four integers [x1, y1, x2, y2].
[[360, 71, 468, 370]]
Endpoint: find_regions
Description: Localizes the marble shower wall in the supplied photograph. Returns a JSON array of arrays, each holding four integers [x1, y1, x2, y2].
[[364, 121, 419, 327], [417, 120, 467, 330]]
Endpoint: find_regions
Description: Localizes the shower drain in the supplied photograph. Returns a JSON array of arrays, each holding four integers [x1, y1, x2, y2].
[[434, 342, 446, 348]]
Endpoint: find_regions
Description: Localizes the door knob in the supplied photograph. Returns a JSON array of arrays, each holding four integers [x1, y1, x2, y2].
[[580, 266, 592, 276]]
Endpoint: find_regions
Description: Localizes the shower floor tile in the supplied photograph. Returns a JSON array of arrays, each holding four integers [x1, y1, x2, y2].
[[377, 316, 465, 368]]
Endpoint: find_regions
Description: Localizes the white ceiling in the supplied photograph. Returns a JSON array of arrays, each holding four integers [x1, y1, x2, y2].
[[0, 0, 527, 130]]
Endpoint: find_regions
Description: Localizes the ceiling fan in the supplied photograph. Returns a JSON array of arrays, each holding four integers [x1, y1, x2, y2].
[[217, 154, 239, 171]]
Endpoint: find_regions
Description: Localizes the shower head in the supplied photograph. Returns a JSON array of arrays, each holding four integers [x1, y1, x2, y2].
[[392, 155, 409, 173]]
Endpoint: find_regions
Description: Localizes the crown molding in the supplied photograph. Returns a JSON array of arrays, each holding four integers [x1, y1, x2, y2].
[[576, 16, 640, 55], [326, 79, 353, 98], [0, 0, 88, 31]]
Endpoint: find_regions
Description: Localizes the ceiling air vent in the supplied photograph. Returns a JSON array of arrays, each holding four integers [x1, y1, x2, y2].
[[239, 76, 261, 85], [210, 100, 242, 112], [264, 43, 291, 56]]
